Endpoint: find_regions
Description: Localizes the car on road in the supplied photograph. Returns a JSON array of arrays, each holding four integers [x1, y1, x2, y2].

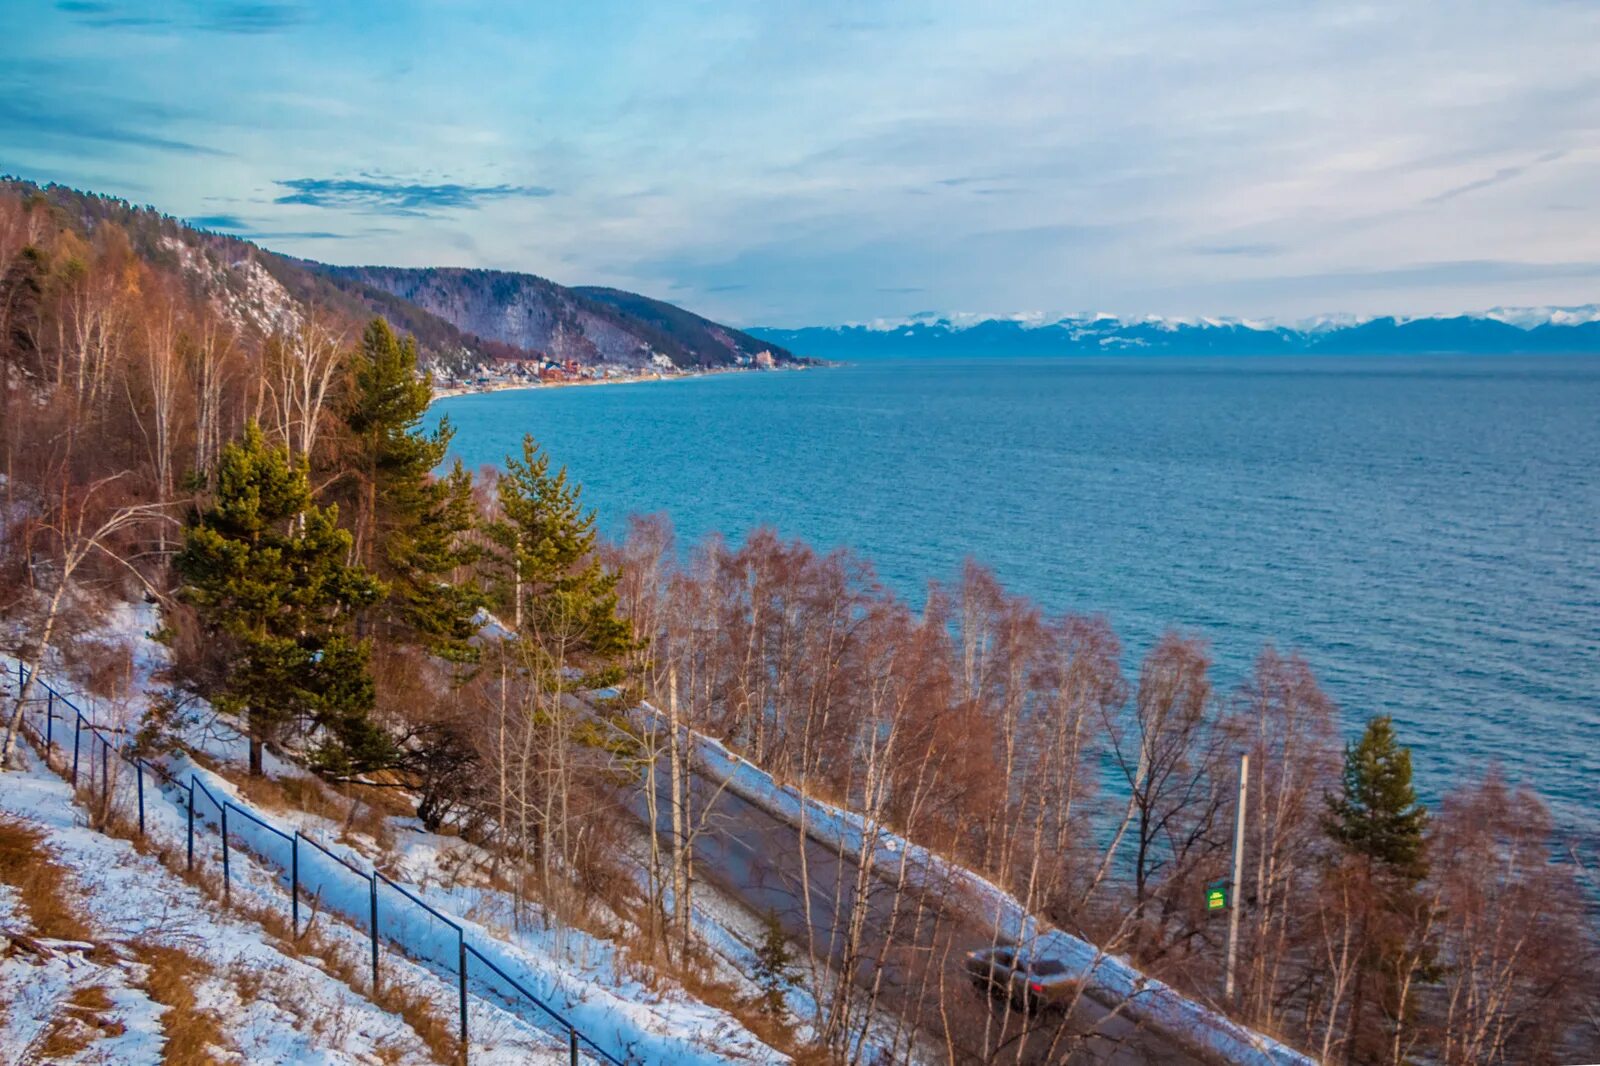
[[965, 946, 1081, 1013]]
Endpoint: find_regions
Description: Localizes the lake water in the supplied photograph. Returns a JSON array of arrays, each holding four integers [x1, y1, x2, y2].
[[433, 355, 1600, 840]]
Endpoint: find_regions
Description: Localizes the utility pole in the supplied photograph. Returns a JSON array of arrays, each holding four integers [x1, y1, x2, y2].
[[1225, 751, 1248, 1002]]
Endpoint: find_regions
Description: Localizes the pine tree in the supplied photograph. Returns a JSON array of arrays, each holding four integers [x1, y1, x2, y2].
[[752, 910, 797, 1016], [176, 421, 385, 775], [1325, 715, 1428, 879], [1324, 715, 1432, 1064], [486, 434, 633, 690], [342, 318, 481, 661]]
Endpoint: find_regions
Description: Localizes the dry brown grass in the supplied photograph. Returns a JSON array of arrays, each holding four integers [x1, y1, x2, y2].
[[278, 774, 345, 820], [36, 983, 126, 1059], [211, 763, 407, 843], [341, 799, 397, 853], [209, 750, 414, 821], [112, 821, 458, 1065], [613, 926, 825, 1063], [15, 756, 457, 1066], [332, 771, 418, 819], [136, 941, 231, 1065], [0, 817, 93, 942], [60, 632, 135, 702], [221, 769, 293, 813]]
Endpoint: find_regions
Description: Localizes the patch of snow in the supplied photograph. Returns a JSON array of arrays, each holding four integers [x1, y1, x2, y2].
[[0, 744, 494, 1065], [1482, 303, 1600, 328]]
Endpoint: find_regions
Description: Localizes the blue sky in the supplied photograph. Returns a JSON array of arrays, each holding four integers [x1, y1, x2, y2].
[[4, 1, 1599, 326]]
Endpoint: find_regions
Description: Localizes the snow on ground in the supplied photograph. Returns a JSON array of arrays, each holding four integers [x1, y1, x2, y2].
[[0, 743, 519, 1065], [0, 866, 167, 1066], [630, 701, 1317, 1066], [161, 739, 788, 1065], [5, 608, 792, 1066]]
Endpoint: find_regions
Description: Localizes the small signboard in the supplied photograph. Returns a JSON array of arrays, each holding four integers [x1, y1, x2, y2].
[[1206, 878, 1228, 912]]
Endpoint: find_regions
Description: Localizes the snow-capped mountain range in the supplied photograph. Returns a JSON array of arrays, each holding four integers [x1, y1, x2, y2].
[[752, 305, 1600, 358]]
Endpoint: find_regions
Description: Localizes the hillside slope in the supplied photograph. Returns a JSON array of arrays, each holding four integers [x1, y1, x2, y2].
[[0, 179, 795, 375], [0, 607, 797, 1066], [318, 265, 801, 370]]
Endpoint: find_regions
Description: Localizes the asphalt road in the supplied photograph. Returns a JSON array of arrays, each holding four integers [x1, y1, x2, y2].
[[624, 762, 1202, 1066]]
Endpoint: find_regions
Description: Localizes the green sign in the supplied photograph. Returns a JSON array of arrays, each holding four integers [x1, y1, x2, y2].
[[1206, 879, 1228, 912]]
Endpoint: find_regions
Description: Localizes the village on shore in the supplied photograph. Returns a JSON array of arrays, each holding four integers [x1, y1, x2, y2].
[[430, 347, 790, 400]]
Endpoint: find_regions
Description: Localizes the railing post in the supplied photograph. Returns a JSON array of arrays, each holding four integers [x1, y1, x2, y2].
[[369, 875, 380, 993], [569, 1027, 579, 1066], [185, 777, 195, 870], [290, 832, 300, 936], [136, 761, 146, 836], [100, 738, 109, 808], [45, 690, 53, 754], [221, 803, 231, 906], [72, 716, 81, 786], [458, 933, 469, 1065]]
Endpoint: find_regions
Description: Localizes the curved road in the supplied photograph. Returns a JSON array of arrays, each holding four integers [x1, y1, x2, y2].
[[625, 759, 1202, 1065]]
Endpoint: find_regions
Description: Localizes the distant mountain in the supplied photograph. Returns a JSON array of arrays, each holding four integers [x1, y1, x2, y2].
[[0, 178, 798, 376], [754, 309, 1600, 360], [315, 266, 801, 371]]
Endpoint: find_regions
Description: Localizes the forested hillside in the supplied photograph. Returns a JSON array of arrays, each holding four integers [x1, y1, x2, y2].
[[0, 179, 800, 377], [320, 265, 802, 370]]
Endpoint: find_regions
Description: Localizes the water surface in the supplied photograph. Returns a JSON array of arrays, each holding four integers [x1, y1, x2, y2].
[[435, 356, 1600, 838]]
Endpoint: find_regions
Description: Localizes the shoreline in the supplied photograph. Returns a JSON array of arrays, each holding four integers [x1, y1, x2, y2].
[[429, 363, 810, 404]]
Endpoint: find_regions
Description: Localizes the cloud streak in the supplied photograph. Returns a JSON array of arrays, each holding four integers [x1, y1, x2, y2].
[[186, 213, 248, 230], [185, 213, 361, 241], [1424, 151, 1567, 205], [55, 1, 304, 34], [0, 93, 223, 157], [200, 3, 305, 35], [53, 1, 171, 29], [273, 177, 555, 215]]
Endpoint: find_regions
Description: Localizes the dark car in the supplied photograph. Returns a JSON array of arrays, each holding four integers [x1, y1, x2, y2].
[[964, 946, 1081, 1012]]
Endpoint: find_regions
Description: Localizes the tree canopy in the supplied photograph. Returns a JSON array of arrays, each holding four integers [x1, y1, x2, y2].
[[176, 420, 385, 774]]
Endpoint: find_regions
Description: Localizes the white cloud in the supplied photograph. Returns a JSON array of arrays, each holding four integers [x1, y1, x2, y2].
[[7, 0, 1598, 324]]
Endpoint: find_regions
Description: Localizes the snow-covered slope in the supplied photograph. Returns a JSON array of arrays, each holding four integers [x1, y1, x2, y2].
[[1, 605, 793, 1066], [0, 744, 504, 1065]]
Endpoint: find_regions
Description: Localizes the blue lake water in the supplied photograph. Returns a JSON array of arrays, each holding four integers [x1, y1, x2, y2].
[[433, 355, 1600, 840]]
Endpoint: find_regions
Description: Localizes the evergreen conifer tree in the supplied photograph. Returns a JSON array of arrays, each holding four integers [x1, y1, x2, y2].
[[176, 421, 385, 775], [1326, 715, 1428, 878], [487, 434, 632, 690], [753, 910, 797, 1016], [1325, 714, 1432, 1063], [342, 318, 481, 661]]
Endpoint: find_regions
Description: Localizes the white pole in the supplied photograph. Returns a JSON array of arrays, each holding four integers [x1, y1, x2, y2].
[[1225, 752, 1248, 1002]]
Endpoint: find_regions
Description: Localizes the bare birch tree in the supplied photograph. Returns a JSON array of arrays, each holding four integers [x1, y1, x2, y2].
[[1, 472, 172, 767]]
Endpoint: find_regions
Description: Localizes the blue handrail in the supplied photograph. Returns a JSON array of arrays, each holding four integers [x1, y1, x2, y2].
[[224, 798, 294, 844], [377, 871, 463, 932]]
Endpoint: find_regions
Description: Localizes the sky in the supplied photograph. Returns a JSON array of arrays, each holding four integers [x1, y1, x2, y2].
[[4, 0, 1599, 327]]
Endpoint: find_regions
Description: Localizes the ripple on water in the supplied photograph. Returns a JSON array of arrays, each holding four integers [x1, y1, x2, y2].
[[435, 355, 1600, 845]]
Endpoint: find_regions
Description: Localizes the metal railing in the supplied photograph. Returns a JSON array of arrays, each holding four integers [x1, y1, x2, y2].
[[7, 660, 624, 1066]]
